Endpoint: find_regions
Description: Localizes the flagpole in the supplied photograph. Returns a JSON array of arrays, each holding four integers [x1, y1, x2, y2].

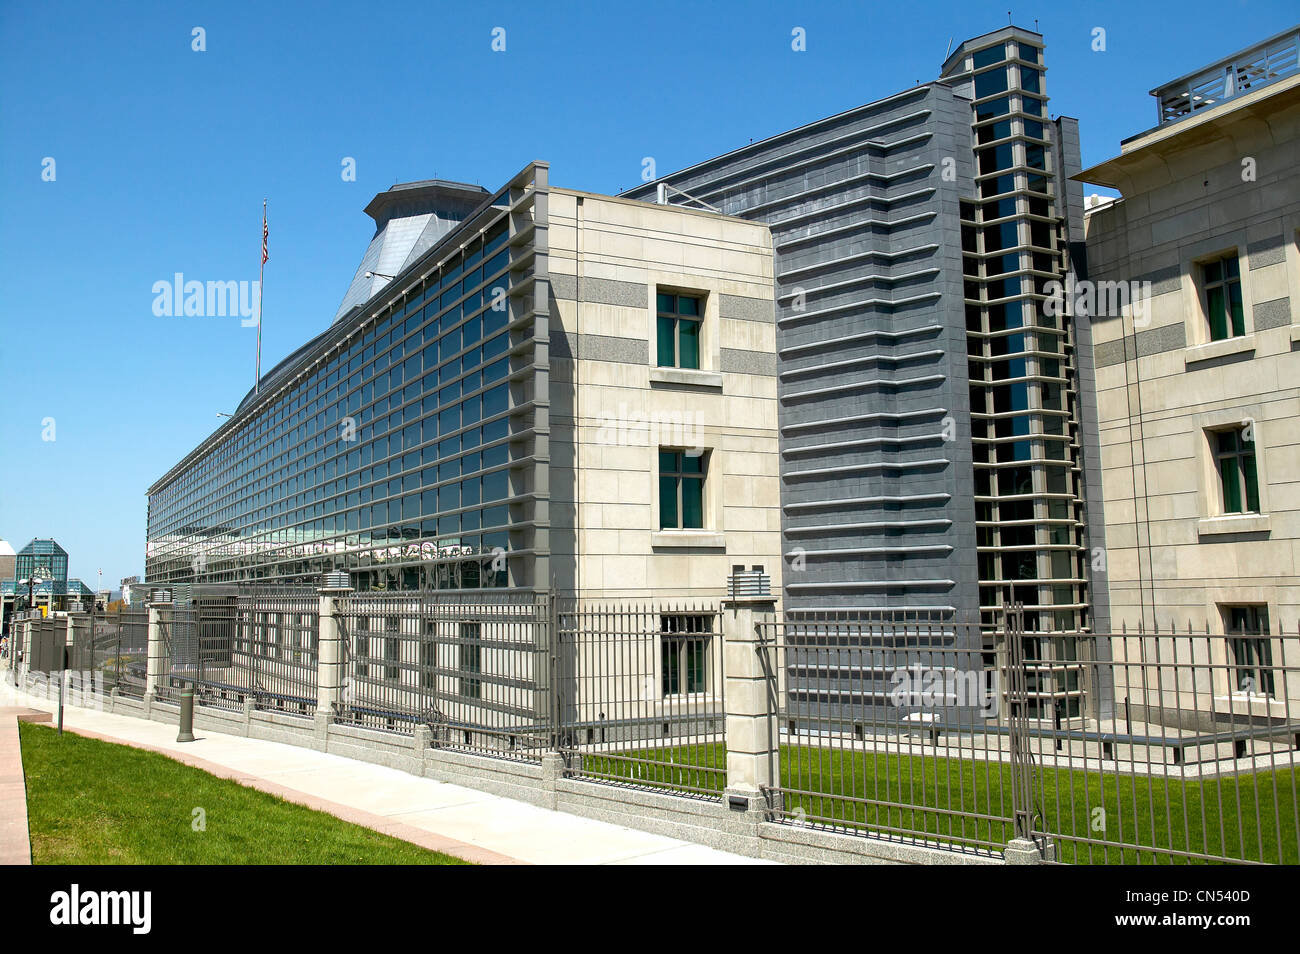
[[255, 198, 266, 393]]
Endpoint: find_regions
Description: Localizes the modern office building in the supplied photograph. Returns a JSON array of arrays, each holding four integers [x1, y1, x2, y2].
[[1, 537, 96, 629], [1078, 27, 1300, 642], [146, 163, 782, 599], [625, 26, 1108, 636]]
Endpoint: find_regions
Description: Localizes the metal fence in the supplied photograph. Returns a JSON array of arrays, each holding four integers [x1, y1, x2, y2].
[[14, 590, 1298, 865], [157, 589, 320, 716], [758, 613, 1013, 854], [335, 590, 551, 761], [556, 600, 725, 798], [758, 606, 1300, 864], [1021, 618, 1299, 865], [234, 590, 319, 714], [92, 606, 149, 697]]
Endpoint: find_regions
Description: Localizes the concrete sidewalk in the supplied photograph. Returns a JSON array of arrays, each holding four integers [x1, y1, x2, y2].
[[1, 706, 52, 865], [7, 689, 772, 865]]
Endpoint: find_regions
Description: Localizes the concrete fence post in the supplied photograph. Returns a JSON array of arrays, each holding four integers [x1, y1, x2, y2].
[[721, 596, 779, 814], [144, 601, 171, 701], [315, 579, 353, 737]]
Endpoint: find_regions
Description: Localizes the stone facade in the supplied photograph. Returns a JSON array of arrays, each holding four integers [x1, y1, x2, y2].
[[1080, 64, 1300, 634], [547, 189, 782, 599]]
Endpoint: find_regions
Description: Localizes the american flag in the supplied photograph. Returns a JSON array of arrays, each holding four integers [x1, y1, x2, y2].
[[261, 204, 269, 264]]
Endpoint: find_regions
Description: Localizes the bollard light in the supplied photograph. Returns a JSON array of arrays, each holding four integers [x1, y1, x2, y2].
[[177, 685, 197, 742]]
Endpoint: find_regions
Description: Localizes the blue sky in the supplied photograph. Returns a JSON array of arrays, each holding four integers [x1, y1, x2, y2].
[[1, 0, 1295, 589]]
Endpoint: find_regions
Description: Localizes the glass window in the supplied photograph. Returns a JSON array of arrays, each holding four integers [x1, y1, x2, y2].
[[972, 44, 1006, 69], [659, 449, 707, 530], [974, 96, 1011, 122], [978, 143, 1015, 177], [656, 292, 704, 370], [974, 67, 1009, 99], [660, 614, 712, 696], [1224, 605, 1274, 695], [1214, 427, 1260, 514], [1202, 253, 1245, 340]]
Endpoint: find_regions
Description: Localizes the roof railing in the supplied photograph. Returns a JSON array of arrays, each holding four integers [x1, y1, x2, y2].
[[1153, 28, 1299, 126]]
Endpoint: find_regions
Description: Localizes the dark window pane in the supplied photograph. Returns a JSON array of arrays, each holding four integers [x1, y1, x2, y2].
[[657, 316, 676, 367], [1243, 451, 1260, 513], [681, 476, 704, 529], [678, 319, 700, 369], [659, 475, 678, 529], [974, 67, 1009, 99]]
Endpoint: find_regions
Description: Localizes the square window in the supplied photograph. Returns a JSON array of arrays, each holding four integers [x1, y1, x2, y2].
[[660, 614, 713, 696], [656, 291, 704, 370], [658, 449, 707, 530]]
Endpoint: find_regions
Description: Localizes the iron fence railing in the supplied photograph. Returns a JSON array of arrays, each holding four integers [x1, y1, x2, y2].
[[757, 606, 1300, 864], [1023, 621, 1300, 865], [234, 591, 319, 715], [335, 590, 551, 761], [556, 600, 725, 798], [758, 613, 1013, 853], [11, 589, 1299, 865], [91, 606, 149, 697]]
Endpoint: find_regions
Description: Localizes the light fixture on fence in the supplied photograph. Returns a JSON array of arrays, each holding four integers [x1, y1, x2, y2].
[[319, 570, 353, 593]]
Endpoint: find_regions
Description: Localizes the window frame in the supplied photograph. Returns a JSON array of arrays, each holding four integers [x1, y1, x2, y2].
[[660, 614, 713, 698], [1223, 604, 1275, 697], [1200, 252, 1246, 341], [655, 291, 704, 370], [1211, 426, 1260, 515], [658, 448, 708, 530]]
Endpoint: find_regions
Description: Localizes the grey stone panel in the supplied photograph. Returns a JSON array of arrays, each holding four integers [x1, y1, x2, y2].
[[1138, 323, 1187, 357], [720, 348, 777, 376], [549, 273, 647, 308], [1141, 263, 1183, 296], [1093, 322, 1187, 368], [549, 272, 577, 300], [1094, 338, 1127, 369], [719, 293, 775, 323], [551, 329, 648, 365], [1247, 233, 1286, 269], [1254, 296, 1292, 330]]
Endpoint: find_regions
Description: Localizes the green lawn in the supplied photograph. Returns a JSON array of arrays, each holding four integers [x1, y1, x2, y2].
[[583, 743, 1300, 864], [19, 723, 469, 865]]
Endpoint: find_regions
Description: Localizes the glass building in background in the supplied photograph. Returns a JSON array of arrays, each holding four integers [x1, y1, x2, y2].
[[625, 26, 1109, 634], [147, 166, 552, 591], [1, 538, 96, 625]]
